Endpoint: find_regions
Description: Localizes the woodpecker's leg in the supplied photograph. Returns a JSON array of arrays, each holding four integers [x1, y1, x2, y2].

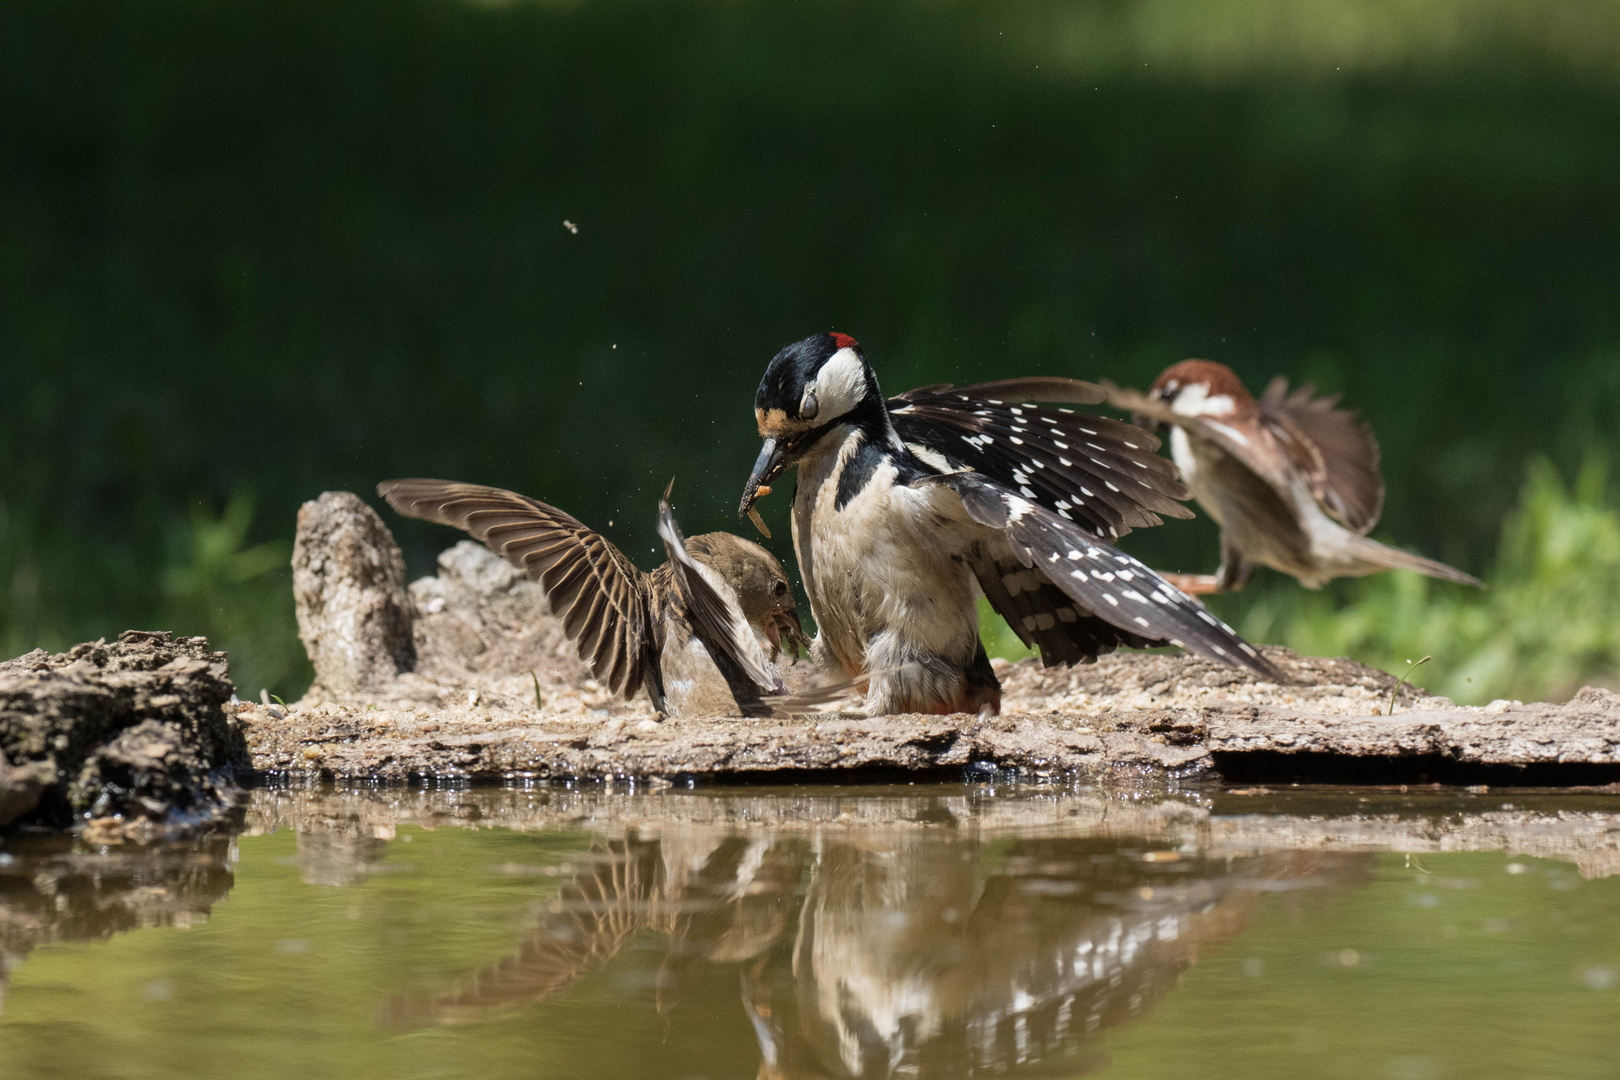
[[862, 632, 994, 716], [964, 641, 1002, 717]]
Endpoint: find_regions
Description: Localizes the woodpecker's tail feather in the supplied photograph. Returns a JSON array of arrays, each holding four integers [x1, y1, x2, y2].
[[756, 678, 865, 717]]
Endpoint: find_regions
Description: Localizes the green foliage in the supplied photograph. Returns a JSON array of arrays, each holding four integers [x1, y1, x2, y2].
[[981, 456, 1620, 705], [978, 596, 1036, 664], [159, 493, 311, 700], [3, 0, 1620, 701], [1233, 456, 1620, 705]]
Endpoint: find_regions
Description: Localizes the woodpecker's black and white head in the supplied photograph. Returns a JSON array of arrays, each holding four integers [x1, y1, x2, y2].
[[740, 332, 886, 516]]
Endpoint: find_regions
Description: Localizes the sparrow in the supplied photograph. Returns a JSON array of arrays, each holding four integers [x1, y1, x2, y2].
[[738, 332, 1276, 717], [378, 479, 819, 717], [1104, 360, 1483, 593]]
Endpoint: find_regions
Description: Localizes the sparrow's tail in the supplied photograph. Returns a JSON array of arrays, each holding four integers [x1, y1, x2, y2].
[[1341, 534, 1483, 587]]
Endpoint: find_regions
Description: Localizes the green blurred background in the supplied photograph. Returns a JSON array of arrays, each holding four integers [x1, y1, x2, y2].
[[4, 0, 1620, 703]]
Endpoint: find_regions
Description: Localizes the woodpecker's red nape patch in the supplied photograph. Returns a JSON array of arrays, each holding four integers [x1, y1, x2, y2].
[[830, 332, 858, 351]]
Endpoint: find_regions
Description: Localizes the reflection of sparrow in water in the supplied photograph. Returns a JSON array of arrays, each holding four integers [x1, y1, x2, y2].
[[378, 831, 802, 1028], [380, 821, 1362, 1080], [738, 333, 1275, 716], [1106, 361, 1483, 593], [379, 480, 819, 716]]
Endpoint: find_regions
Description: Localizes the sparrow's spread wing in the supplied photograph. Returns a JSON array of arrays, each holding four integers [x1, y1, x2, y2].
[[655, 498, 782, 713], [378, 479, 660, 706], [916, 471, 1278, 679], [887, 380, 1192, 541], [1101, 383, 1299, 498], [381, 838, 661, 1028], [1258, 378, 1385, 535]]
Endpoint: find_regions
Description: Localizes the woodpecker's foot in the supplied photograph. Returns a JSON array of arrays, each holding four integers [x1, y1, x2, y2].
[[1160, 572, 1224, 596]]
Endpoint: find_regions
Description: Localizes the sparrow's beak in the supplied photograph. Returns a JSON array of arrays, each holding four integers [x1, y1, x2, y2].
[[765, 606, 808, 663], [739, 437, 791, 517], [1130, 408, 1169, 437]]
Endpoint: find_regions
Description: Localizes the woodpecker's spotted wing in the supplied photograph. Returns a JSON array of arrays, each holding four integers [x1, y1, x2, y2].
[[922, 471, 1279, 680], [378, 479, 664, 709], [888, 379, 1192, 541]]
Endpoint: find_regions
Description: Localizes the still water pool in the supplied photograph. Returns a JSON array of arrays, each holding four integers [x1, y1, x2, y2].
[[2, 782, 1619, 1079]]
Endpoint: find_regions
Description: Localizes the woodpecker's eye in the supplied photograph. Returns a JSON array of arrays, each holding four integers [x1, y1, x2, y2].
[[773, 580, 788, 598], [800, 387, 819, 420]]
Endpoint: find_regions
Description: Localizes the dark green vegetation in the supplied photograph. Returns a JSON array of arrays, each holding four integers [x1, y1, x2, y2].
[[5, 0, 1620, 699]]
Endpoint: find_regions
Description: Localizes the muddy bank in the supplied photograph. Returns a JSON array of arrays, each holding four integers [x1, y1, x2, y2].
[[236, 671, 1620, 786], [0, 632, 249, 837], [222, 491, 1620, 786]]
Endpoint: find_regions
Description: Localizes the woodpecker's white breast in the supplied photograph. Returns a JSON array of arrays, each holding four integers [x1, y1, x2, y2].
[[791, 428, 980, 683]]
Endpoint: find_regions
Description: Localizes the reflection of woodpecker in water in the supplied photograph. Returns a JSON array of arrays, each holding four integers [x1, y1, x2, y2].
[[751, 840, 1362, 1080], [382, 830, 1366, 1078]]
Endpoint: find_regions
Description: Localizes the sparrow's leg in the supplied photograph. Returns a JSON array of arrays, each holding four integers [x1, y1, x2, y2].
[[1159, 572, 1223, 596], [1162, 535, 1255, 596], [1213, 535, 1256, 592]]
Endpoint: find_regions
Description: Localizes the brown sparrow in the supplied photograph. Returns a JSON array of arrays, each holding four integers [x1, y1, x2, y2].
[[1105, 360, 1482, 593], [379, 479, 822, 716]]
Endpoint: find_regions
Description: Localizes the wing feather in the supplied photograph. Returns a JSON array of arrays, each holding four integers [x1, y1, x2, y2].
[[888, 383, 1190, 541], [655, 497, 783, 715], [1259, 378, 1385, 534], [378, 479, 659, 704], [924, 472, 1278, 680], [1100, 382, 1299, 494]]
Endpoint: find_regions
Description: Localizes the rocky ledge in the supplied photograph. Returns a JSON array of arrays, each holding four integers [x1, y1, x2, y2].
[[1, 632, 249, 838], [224, 491, 1620, 786], [235, 663, 1620, 786]]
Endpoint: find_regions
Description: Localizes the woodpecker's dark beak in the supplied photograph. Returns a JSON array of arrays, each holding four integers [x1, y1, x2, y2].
[[739, 437, 791, 517]]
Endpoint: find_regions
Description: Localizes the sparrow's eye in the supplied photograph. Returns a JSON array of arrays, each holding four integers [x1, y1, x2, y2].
[[773, 580, 789, 598]]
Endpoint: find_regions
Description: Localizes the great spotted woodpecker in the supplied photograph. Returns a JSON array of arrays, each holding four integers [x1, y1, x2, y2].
[[738, 333, 1276, 717]]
